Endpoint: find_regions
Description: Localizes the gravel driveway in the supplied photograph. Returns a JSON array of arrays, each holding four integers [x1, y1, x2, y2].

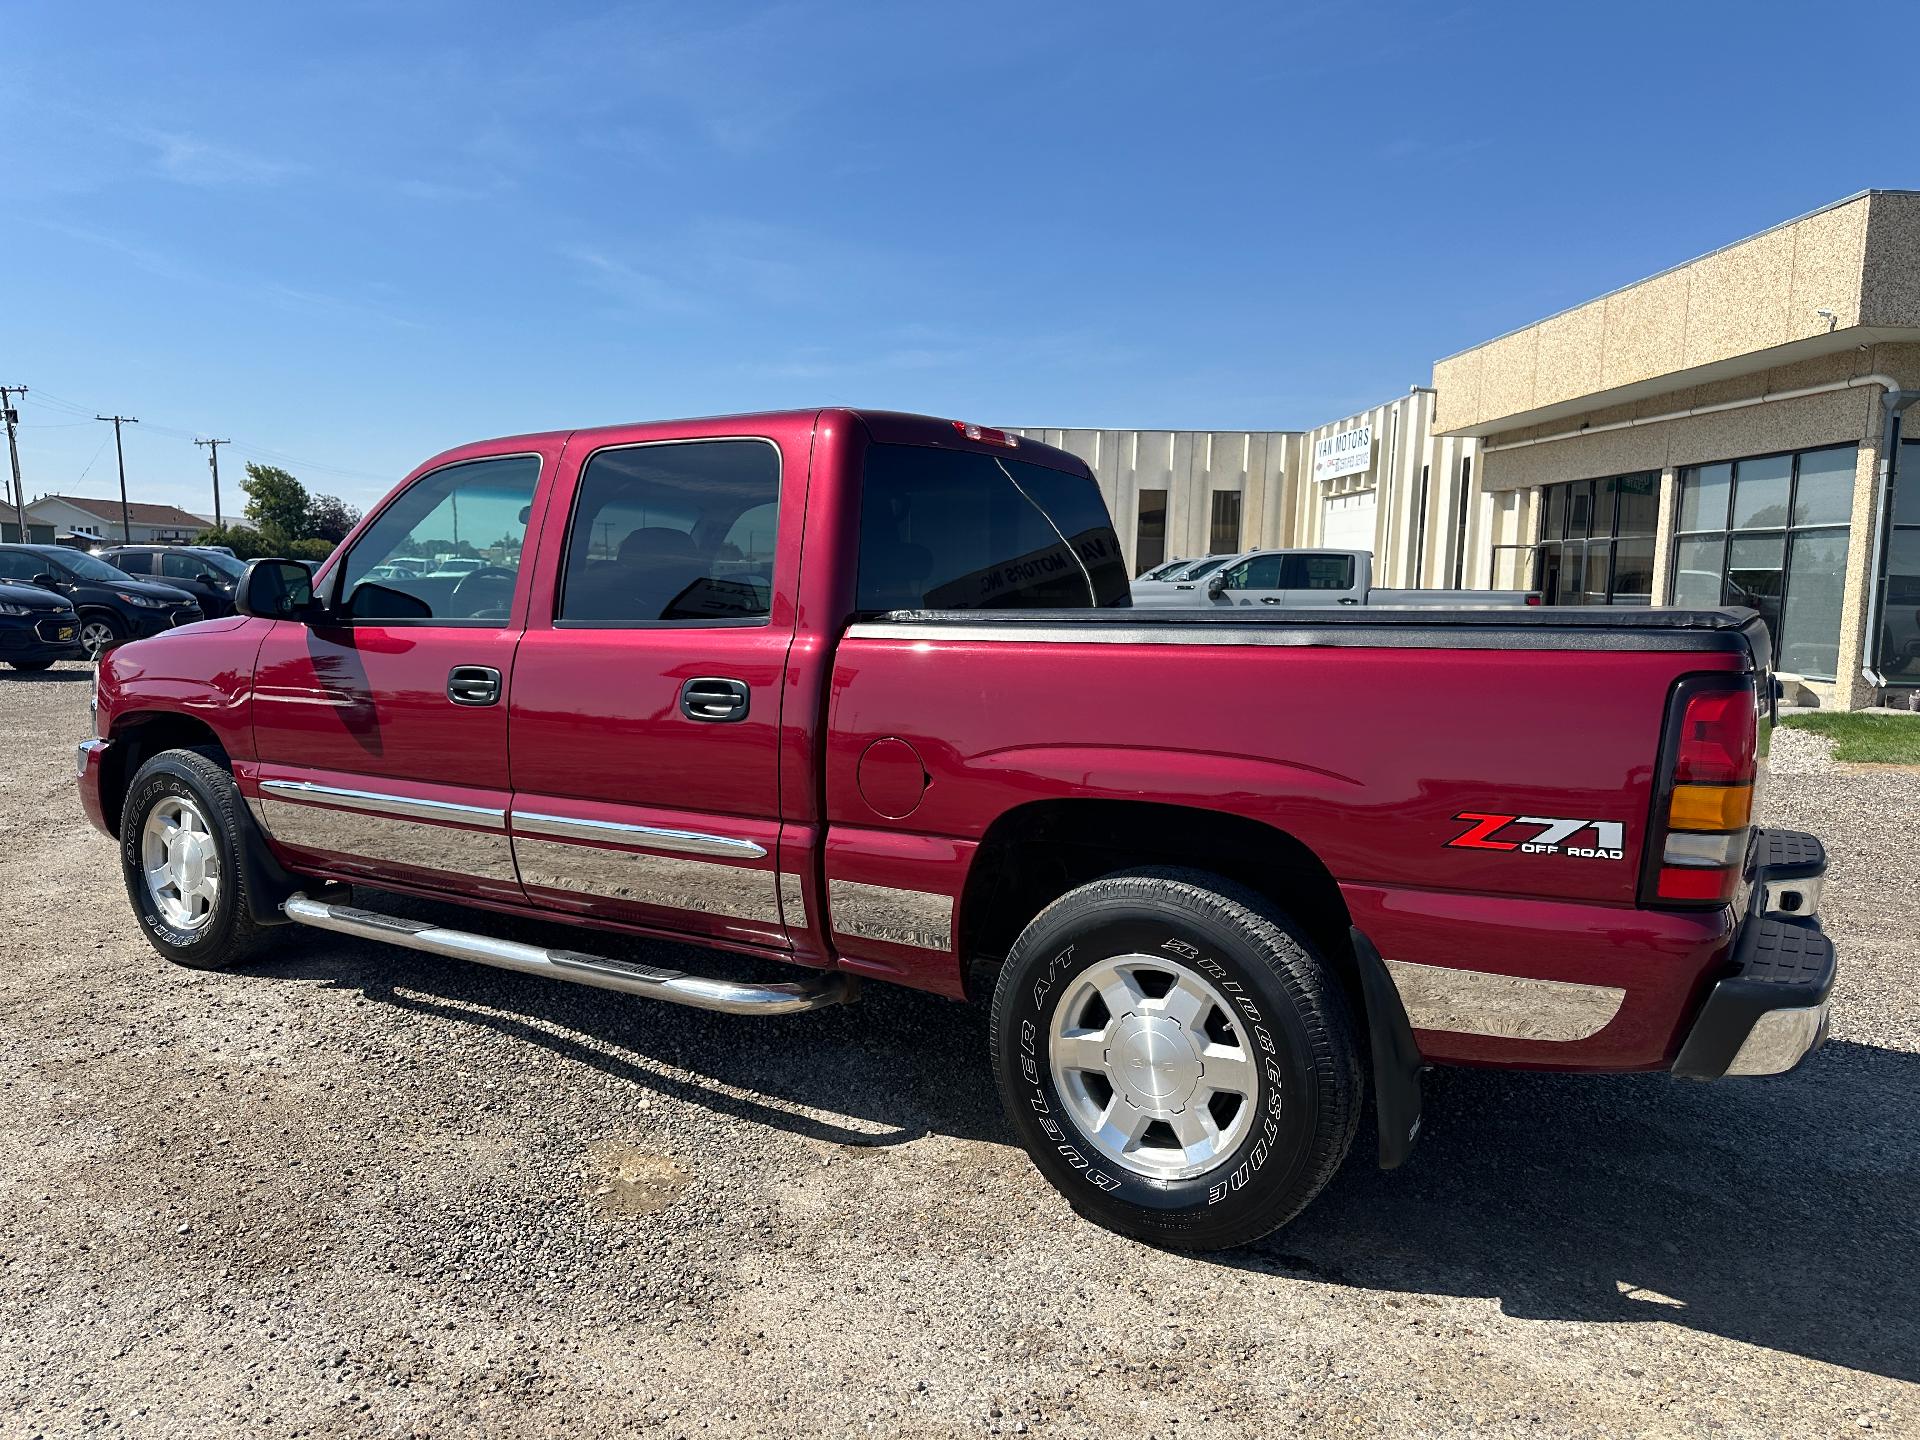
[[2, 665, 1914, 1438]]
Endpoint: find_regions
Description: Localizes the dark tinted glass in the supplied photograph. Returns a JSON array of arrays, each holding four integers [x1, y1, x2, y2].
[[1281, 554, 1354, 590], [1566, 481, 1594, 538], [1897, 441, 1920, 527], [1006, 458, 1129, 606], [340, 455, 538, 622], [858, 445, 1106, 612], [558, 440, 779, 624], [1209, 491, 1241, 555], [1135, 489, 1167, 574], [1543, 484, 1567, 541], [0, 551, 38, 581], [113, 550, 154, 573], [161, 551, 213, 579], [1613, 473, 1659, 536]]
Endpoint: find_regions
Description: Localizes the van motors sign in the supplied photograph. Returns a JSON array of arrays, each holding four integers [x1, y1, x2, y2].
[[1313, 424, 1373, 482]]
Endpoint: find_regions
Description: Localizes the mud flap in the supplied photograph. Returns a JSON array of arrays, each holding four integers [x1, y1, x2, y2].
[[1349, 926, 1424, 1169]]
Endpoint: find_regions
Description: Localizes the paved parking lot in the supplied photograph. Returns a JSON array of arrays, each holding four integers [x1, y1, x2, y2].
[[2, 664, 1915, 1438]]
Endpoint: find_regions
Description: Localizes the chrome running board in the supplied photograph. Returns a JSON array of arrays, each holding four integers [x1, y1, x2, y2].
[[282, 894, 853, 1016]]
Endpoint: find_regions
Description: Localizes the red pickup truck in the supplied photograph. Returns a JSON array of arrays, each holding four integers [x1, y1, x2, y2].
[[77, 409, 1835, 1250]]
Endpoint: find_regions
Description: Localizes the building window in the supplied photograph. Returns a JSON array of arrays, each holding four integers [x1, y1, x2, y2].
[[1135, 488, 1167, 575], [1672, 444, 1855, 680], [1452, 456, 1472, 589], [1875, 438, 1919, 683], [1208, 491, 1241, 555], [1534, 471, 1659, 605]]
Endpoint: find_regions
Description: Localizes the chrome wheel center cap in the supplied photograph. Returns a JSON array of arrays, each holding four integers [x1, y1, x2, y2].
[[169, 831, 211, 893], [1108, 1013, 1202, 1113]]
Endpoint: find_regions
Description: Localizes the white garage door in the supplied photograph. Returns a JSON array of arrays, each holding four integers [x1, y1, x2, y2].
[[1321, 490, 1377, 552]]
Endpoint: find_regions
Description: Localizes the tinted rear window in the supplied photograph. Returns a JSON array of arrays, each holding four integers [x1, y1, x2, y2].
[[857, 444, 1126, 612]]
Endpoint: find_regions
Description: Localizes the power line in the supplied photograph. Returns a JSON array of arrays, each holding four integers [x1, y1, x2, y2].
[[94, 415, 139, 543]]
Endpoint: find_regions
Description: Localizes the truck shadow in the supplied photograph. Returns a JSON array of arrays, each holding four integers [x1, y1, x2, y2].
[[248, 895, 1916, 1384]]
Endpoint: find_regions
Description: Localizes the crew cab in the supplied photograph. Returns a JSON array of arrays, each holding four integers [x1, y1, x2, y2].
[[76, 409, 1835, 1251], [1130, 546, 1539, 609]]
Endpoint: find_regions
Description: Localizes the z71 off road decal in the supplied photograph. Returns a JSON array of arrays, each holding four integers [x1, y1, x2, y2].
[[1447, 812, 1624, 861]]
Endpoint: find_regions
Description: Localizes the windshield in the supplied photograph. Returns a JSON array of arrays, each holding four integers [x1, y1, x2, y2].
[[46, 549, 135, 583], [195, 550, 246, 579], [1174, 555, 1232, 581]]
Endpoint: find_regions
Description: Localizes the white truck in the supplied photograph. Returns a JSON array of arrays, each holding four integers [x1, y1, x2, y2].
[[1129, 548, 1540, 609]]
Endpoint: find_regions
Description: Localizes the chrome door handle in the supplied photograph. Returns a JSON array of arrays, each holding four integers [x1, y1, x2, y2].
[[680, 676, 750, 722], [448, 665, 501, 706]]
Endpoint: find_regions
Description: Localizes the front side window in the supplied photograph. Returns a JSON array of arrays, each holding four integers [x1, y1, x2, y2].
[[161, 551, 216, 580], [856, 445, 1125, 612], [113, 550, 154, 574], [1673, 445, 1856, 679], [1221, 554, 1283, 590], [557, 439, 779, 625], [338, 455, 539, 623]]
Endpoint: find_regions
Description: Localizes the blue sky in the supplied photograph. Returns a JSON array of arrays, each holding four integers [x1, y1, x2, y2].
[[3, 0, 1911, 517]]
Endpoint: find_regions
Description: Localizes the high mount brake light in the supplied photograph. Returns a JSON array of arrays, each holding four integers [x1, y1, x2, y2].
[[1643, 676, 1760, 908], [952, 421, 1018, 448]]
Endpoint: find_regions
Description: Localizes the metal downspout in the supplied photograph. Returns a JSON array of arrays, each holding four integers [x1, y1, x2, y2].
[[1862, 388, 1918, 690]]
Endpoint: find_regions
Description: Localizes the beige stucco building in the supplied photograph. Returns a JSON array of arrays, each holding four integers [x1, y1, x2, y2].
[[1029, 189, 1919, 710]]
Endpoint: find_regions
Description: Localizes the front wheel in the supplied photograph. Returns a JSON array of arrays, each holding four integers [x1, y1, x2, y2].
[[78, 612, 122, 659], [120, 747, 272, 970], [989, 867, 1361, 1251]]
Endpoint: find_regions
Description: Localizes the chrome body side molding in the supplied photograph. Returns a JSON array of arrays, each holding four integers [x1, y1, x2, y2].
[[282, 895, 850, 1016], [828, 879, 954, 952], [258, 795, 518, 883], [1383, 958, 1625, 1042], [259, 778, 507, 828], [511, 810, 767, 859]]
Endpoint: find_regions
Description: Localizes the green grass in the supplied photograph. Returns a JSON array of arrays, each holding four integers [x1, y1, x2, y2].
[[1780, 711, 1920, 764]]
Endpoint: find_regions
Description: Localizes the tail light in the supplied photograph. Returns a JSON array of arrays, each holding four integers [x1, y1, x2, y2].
[[951, 420, 1019, 448], [1525, 593, 1542, 605], [1641, 675, 1759, 908]]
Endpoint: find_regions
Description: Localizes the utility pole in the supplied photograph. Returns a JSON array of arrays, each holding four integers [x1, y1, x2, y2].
[[95, 414, 139, 542], [0, 385, 26, 542], [194, 437, 230, 527]]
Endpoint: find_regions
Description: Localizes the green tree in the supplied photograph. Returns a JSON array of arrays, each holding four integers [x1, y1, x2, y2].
[[241, 463, 310, 548], [191, 523, 270, 560], [305, 494, 362, 544]]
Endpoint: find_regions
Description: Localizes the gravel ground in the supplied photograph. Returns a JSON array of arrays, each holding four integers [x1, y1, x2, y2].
[[2, 663, 1915, 1438]]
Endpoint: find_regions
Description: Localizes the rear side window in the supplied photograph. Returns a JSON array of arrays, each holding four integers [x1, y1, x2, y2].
[[557, 439, 779, 625], [1282, 554, 1354, 590], [857, 445, 1125, 612], [113, 551, 153, 574]]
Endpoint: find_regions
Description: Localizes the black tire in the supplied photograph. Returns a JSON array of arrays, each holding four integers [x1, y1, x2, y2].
[[120, 746, 272, 970], [989, 867, 1362, 1251], [78, 610, 122, 658], [8, 660, 55, 672]]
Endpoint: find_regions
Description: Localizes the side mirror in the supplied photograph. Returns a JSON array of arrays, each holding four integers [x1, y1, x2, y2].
[[31, 573, 60, 590], [235, 558, 318, 621], [1206, 572, 1230, 598]]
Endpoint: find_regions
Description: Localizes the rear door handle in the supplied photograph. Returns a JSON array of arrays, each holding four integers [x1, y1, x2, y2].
[[448, 664, 502, 706], [1260, 595, 1285, 604], [680, 676, 750, 723]]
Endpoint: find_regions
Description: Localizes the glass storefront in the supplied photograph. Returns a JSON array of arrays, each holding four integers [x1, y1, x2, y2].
[[1534, 472, 1659, 605], [1673, 445, 1855, 679]]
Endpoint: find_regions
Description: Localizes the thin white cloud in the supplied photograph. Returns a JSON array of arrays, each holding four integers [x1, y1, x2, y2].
[[135, 127, 305, 187]]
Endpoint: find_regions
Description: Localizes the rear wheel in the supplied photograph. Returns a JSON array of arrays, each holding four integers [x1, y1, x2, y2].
[[989, 867, 1361, 1251], [120, 747, 271, 970]]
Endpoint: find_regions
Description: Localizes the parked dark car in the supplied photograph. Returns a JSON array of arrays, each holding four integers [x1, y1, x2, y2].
[[0, 544, 202, 657], [99, 544, 246, 619], [0, 577, 84, 671]]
